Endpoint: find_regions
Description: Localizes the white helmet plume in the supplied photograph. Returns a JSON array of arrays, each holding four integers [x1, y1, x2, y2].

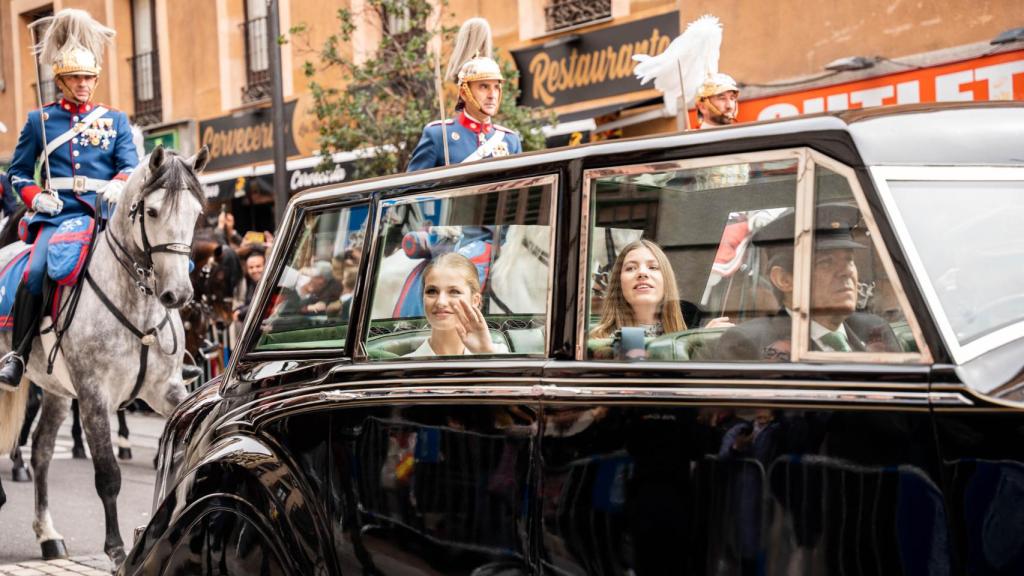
[[446, 18, 493, 84], [632, 15, 723, 115], [32, 8, 116, 76]]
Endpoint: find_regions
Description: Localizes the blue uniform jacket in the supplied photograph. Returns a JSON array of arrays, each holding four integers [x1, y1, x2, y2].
[[7, 98, 138, 293], [408, 111, 522, 172], [8, 98, 138, 239]]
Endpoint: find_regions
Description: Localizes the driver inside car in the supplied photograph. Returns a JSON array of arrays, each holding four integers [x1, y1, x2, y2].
[[715, 204, 902, 361]]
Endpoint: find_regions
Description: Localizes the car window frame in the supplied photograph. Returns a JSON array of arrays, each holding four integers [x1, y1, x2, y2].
[[350, 173, 560, 362], [872, 165, 1024, 365], [233, 195, 373, 362], [577, 147, 932, 365]]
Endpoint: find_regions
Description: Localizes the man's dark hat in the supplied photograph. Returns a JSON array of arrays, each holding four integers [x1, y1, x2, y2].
[[754, 203, 866, 250]]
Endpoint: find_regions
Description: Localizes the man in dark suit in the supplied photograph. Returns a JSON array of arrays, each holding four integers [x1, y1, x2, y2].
[[715, 204, 901, 361]]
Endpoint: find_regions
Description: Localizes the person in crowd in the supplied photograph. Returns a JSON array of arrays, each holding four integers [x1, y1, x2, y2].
[[1, 9, 138, 390], [233, 249, 265, 323], [216, 210, 243, 249], [591, 239, 732, 339], [695, 73, 740, 129], [407, 253, 495, 357], [715, 204, 902, 361], [297, 260, 342, 315], [407, 18, 521, 172], [323, 254, 359, 321]]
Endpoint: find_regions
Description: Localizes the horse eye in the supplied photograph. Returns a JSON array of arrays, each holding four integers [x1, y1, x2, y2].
[[146, 208, 158, 218]]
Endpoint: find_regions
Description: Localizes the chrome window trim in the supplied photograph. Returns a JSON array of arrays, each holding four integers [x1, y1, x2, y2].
[[578, 148, 807, 360], [229, 197, 367, 378], [358, 173, 559, 361], [801, 152, 932, 364], [577, 148, 928, 366], [236, 377, 973, 429], [871, 165, 1024, 364]]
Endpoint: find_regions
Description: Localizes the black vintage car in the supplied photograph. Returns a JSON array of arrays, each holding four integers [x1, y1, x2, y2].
[[121, 102, 1024, 576]]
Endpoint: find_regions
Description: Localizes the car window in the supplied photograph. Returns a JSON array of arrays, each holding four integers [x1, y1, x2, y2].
[[253, 205, 367, 352], [366, 177, 554, 360], [886, 179, 1024, 349], [585, 156, 799, 361], [804, 164, 919, 358]]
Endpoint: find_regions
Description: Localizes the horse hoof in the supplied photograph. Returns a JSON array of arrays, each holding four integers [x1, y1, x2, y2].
[[40, 538, 68, 560], [72, 444, 88, 459], [118, 447, 133, 460], [11, 464, 31, 482]]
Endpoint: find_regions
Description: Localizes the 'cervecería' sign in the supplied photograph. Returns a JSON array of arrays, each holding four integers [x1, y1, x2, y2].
[[512, 12, 678, 108], [737, 49, 1024, 123], [198, 101, 300, 172]]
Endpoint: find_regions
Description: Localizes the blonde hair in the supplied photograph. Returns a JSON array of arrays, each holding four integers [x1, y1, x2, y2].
[[592, 239, 686, 338], [422, 252, 482, 298]]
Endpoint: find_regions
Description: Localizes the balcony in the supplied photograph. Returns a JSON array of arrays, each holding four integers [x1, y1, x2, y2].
[[242, 16, 272, 102], [130, 51, 162, 126], [544, 0, 611, 33]]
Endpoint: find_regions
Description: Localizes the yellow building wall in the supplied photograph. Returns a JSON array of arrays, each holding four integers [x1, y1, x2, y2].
[[0, 0, 1020, 160]]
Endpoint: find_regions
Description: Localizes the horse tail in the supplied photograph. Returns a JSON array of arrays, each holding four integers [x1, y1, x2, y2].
[[0, 376, 30, 452]]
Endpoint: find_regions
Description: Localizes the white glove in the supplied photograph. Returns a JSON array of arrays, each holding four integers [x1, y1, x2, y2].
[[31, 193, 63, 216], [100, 179, 127, 205]]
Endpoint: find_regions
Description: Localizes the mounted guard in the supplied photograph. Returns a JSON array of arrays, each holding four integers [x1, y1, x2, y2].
[[0, 9, 138, 389], [407, 17, 523, 171]]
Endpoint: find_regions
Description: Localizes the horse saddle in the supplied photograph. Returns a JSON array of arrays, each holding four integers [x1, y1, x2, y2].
[[0, 247, 31, 330], [46, 216, 95, 287]]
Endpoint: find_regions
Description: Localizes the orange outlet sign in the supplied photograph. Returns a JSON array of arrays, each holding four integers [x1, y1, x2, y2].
[[736, 49, 1024, 123]]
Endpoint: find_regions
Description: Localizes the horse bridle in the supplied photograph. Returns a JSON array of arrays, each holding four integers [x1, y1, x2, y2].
[[105, 195, 193, 295]]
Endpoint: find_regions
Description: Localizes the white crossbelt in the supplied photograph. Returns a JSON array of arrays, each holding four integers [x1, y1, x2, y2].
[[44, 106, 109, 156], [462, 130, 506, 163], [48, 176, 109, 192]]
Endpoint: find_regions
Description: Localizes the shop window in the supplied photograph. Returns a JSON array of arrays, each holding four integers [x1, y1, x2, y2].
[[365, 177, 555, 360], [545, 0, 611, 33], [27, 9, 56, 105], [241, 0, 271, 102], [131, 0, 162, 125]]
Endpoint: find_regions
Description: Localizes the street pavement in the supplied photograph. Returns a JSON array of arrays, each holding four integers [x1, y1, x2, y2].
[[0, 410, 166, 575]]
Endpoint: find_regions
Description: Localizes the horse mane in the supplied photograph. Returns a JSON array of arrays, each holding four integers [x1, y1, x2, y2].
[[136, 151, 206, 212]]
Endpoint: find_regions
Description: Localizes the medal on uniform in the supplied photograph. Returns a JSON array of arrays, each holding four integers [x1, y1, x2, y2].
[[451, 132, 460, 141], [493, 142, 509, 157]]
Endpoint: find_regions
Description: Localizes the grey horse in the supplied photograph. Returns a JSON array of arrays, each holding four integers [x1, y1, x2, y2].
[[0, 145, 208, 567]]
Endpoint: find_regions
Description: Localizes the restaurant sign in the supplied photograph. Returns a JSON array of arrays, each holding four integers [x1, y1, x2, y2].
[[737, 49, 1024, 123], [512, 12, 678, 108], [198, 101, 301, 172]]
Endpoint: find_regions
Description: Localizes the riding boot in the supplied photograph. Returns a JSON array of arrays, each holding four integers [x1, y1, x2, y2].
[[0, 285, 45, 391]]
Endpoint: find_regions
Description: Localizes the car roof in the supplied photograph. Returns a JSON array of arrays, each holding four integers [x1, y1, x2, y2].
[[292, 101, 1023, 207]]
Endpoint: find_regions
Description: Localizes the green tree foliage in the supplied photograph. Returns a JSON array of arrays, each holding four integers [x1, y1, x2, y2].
[[294, 0, 551, 179]]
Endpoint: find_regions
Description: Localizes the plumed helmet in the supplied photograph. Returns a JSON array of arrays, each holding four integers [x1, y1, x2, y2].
[[457, 56, 503, 86], [33, 9, 115, 78], [697, 72, 740, 99]]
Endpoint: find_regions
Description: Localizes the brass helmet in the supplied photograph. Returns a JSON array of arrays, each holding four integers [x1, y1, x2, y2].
[[52, 46, 101, 77], [697, 73, 740, 100], [457, 56, 504, 112]]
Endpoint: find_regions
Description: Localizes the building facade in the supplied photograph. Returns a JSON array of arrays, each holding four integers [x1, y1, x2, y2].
[[0, 0, 1020, 231]]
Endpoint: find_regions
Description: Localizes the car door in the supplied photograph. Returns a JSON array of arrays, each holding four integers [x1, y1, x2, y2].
[[314, 174, 560, 575], [537, 147, 948, 576]]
